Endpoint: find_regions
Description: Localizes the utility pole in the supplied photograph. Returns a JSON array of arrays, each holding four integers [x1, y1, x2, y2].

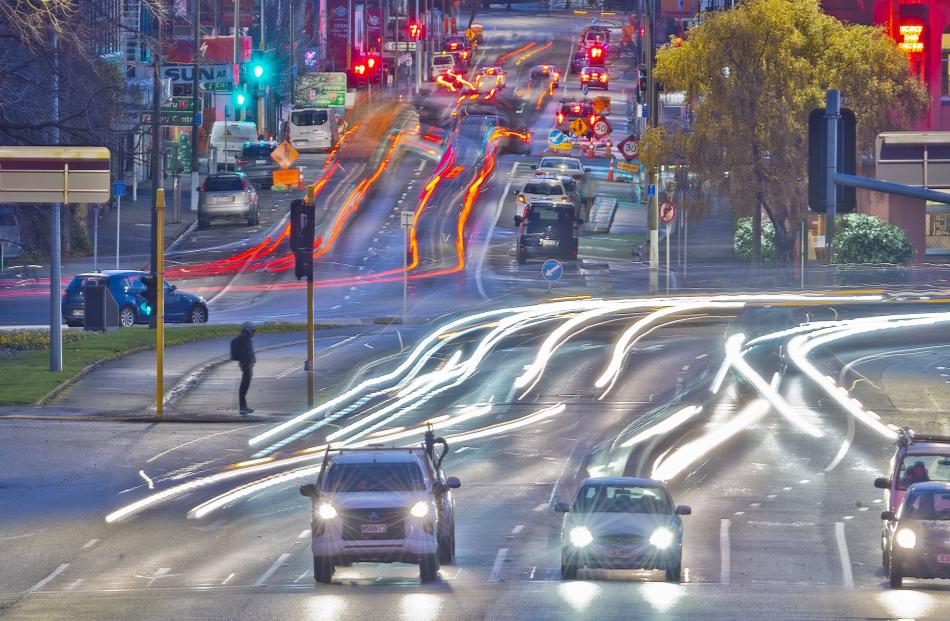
[[258, 0, 266, 134], [191, 0, 201, 212], [645, 0, 658, 294], [414, 0, 421, 94], [290, 0, 296, 105], [824, 89, 840, 264], [150, 1, 163, 330], [50, 32, 62, 372]]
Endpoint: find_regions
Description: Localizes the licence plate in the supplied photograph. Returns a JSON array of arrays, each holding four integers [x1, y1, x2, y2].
[[360, 523, 387, 535], [938, 554, 950, 564], [607, 549, 635, 558], [256, 159, 267, 164], [73, 309, 84, 317], [218, 196, 235, 203]]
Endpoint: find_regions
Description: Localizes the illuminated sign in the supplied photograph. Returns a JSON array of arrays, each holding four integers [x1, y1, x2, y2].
[[898, 23, 924, 54]]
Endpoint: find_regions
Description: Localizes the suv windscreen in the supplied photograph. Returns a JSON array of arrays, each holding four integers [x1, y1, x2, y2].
[[204, 176, 245, 191], [291, 110, 329, 126], [540, 158, 582, 171], [241, 144, 275, 158], [324, 462, 426, 492], [522, 182, 562, 195], [573, 484, 672, 514], [897, 454, 950, 490]]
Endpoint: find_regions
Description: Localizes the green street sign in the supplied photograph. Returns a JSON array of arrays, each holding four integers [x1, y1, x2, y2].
[[294, 73, 347, 108]]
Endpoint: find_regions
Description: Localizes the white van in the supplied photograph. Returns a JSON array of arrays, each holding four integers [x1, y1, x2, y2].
[[209, 121, 259, 170], [288, 108, 340, 153]]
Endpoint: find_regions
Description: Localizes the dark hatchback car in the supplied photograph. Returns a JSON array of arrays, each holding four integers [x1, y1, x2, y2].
[[514, 200, 582, 264], [235, 141, 279, 187], [61, 270, 209, 328], [882, 481, 950, 588]]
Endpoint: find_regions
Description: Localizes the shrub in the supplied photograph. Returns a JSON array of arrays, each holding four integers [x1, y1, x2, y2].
[[734, 216, 776, 263], [0, 329, 88, 353], [833, 213, 913, 264]]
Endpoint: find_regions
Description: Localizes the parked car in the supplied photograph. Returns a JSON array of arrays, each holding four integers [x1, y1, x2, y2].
[[61, 270, 208, 328], [197, 172, 260, 228], [881, 481, 950, 588], [235, 141, 279, 187], [556, 477, 691, 581]]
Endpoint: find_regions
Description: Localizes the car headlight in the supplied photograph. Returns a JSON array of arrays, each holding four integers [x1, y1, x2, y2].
[[410, 501, 430, 518], [317, 503, 337, 520], [895, 527, 917, 549], [649, 527, 675, 549], [569, 526, 594, 548]]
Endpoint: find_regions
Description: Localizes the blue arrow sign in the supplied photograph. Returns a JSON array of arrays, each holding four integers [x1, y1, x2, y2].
[[113, 180, 126, 197], [542, 258, 563, 282], [548, 130, 566, 145], [582, 85, 590, 97]]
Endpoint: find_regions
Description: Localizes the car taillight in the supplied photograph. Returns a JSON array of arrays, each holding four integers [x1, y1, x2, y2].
[[557, 113, 564, 124], [237, 159, 249, 166], [200, 182, 207, 192], [600, 74, 607, 82], [589, 115, 596, 125]]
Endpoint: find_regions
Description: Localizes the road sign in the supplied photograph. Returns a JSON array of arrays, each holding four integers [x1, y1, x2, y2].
[[592, 96, 611, 115], [272, 168, 301, 187], [582, 84, 590, 97], [541, 258, 563, 282], [195, 111, 202, 126], [294, 72, 347, 108], [548, 129, 567, 146], [113, 180, 126, 197], [142, 111, 193, 127], [591, 116, 612, 139], [271, 141, 300, 170], [660, 201, 676, 224], [384, 41, 418, 52], [648, 184, 656, 196], [642, 103, 649, 119], [616, 161, 640, 174], [568, 117, 589, 137], [617, 135, 639, 161]]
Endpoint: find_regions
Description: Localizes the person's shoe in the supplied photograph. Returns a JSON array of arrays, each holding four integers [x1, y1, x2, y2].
[[240, 407, 254, 415]]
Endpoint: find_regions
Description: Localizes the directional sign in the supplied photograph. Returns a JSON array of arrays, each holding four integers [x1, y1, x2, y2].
[[616, 161, 640, 174], [113, 180, 126, 197], [568, 117, 589, 137], [195, 111, 202, 126], [271, 141, 300, 170], [642, 103, 649, 119], [618, 135, 639, 161], [582, 84, 590, 97], [592, 96, 611, 115], [648, 184, 657, 197], [294, 72, 347, 108], [548, 129, 567, 146], [384, 41, 418, 52], [541, 258, 563, 282], [660, 201, 676, 224], [591, 116, 612, 139]]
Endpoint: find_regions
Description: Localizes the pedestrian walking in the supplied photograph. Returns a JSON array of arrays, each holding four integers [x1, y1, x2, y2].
[[230, 321, 256, 414]]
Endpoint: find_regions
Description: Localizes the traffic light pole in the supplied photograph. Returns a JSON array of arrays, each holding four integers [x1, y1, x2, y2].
[[307, 275, 314, 407], [155, 188, 165, 419], [191, 0, 201, 214], [824, 89, 839, 264], [645, 0, 658, 294]]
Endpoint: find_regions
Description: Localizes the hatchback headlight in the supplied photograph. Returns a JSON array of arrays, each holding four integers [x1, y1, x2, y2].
[[895, 527, 917, 549], [649, 527, 675, 549], [317, 503, 337, 520], [569, 526, 594, 548], [410, 501, 430, 518]]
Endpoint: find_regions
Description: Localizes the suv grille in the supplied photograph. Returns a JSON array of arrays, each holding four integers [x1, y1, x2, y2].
[[597, 533, 645, 546], [342, 508, 407, 540]]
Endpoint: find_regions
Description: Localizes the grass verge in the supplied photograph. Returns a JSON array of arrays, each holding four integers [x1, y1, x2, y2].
[[0, 323, 326, 406], [580, 232, 648, 260]]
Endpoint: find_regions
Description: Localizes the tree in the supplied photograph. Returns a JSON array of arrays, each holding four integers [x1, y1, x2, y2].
[[734, 216, 776, 263], [652, 0, 927, 264], [833, 213, 913, 264]]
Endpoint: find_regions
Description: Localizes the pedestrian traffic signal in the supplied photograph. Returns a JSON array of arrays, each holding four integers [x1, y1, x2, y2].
[[140, 274, 157, 316], [588, 44, 604, 66], [290, 199, 315, 280], [408, 22, 423, 41]]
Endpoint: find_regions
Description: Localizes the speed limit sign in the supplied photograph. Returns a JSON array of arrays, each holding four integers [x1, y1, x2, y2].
[[660, 201, 676, 224], [618, 134, 639, 161], [591, 116, 612, 139]]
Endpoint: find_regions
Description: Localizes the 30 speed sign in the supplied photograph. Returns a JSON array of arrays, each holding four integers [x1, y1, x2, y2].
[[618, 135, 639, 161]]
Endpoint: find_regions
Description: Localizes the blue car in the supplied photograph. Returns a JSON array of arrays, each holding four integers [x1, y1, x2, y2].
[[61, 270, 209, 328]]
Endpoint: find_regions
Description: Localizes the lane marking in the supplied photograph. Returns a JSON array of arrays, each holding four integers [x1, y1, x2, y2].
[[476, 179, 510, 300], [510, 524, 524, 535], [146, 567, 170, 587], [82, 538, 99, 550], [26, 563, 69, 593], [835, 522, 855, 589], [0, 529, 47, 541], [719, 518, 731, 585], [64, 579, 83, 591], [222, 572, 235, 586], [254, 552, 290, 586], [139, 470, 154, 489], [488, 548, 509, 582], [297, 529, 310, 539], [532, 502, 548, 512]]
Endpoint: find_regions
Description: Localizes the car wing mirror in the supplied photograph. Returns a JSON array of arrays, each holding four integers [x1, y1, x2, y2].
[[168, 285, 177, 292], [514, 215, 523, 225], [299, 483, 317, 498], [446, 476, 462, 489], [881, 510, 896, 521], [583, 167, 592, 173], [874, 477, 891, 489], [529, 164, 537, 170], [675, 505, 692, 516], [554, 501, 570, 513]]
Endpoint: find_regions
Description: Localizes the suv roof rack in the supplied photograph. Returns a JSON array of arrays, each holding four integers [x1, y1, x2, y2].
[[897, 427, 950, 448]]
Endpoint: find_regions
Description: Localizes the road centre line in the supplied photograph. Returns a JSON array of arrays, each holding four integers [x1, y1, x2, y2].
[[488, 548, 509, 582], [835, 522, 855, 589], [26, 563, 69, 594], [532, 502, 548, 512], [719, 518, 731, 585], [82, 538, 99, 550], [510, 524, 524, 535], [254, 553, 290, 586]]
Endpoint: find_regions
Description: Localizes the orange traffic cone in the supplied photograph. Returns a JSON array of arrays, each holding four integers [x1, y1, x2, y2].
[[607, 159, 614, 182], [587, 139, 595, 159], [604, 139, 612, 159]]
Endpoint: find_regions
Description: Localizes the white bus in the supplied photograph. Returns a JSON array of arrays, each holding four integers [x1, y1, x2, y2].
[[288, 108, 341, 153]]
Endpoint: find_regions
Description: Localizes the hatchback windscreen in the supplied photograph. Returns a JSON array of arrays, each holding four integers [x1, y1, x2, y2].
[[573, 484, 672, 513], [902, 490, 950, 520], [324, 462, 426, 492], [291, 110, 329, 126], [204, 177, 244, 192]]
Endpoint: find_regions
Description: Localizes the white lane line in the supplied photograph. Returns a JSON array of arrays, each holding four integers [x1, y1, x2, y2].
[[297, 529, 310, 540], [139, 469, 154, 489], [835, 522, 855, 589], [221, 572, 235, 586], [146, 567, 170, 587], [454, 446, 473, 453], [476, 179, 510, 299], [294, 570, 311, 583], [254, 553, 290, 586], [719, 518, 731, 585], [64, 579, 83, 591], [532, 502, 548, 512], [26, 563, 69, 593], [510, 524, 524, 535], [488, 548, 509, 582], [82, 538, 99, 550]]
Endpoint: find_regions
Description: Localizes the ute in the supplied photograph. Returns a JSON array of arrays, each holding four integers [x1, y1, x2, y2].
[[299, 428, 461, 584]]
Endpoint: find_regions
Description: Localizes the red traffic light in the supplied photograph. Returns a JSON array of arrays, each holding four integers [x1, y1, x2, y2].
[[408, 22, 423, 40], [354, 63, 366, 75], [589, 45, 603, 59], [366, 55, 379, 70]]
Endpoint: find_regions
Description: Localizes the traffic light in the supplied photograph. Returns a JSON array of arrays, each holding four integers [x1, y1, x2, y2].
[[588, 44, 604, 66], [408, 22, 423, 41], [139, 274, 157, 317], [637, 64, 647, 102], [249, 50, 268, 82], [234, 86, 248, 109], [290, 199, 315, 280]]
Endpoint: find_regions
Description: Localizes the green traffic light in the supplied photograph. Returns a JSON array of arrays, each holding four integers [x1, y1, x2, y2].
[[253, 64, 264, 79], [236, 92, 247, 106]]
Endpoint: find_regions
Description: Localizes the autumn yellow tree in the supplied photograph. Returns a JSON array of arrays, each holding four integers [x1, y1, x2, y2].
[[652, 0, 927, 263]]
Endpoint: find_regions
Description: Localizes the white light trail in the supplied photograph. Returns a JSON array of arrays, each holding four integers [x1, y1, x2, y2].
[[619, 405, 703, 448]]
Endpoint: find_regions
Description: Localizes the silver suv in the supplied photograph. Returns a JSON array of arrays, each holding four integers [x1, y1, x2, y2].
[[299, 435, 461, 584]]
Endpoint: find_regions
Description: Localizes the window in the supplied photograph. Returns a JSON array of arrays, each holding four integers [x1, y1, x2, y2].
[[897, 454, 950, 490], [902, 490, 950, 520], [573, 484, 673, 514], [241, 143, 275, 158], [323, 462, 425, 492], [291, 110, 329, 127], [522, 182, 560, 195], [204, 176, 244, 191]]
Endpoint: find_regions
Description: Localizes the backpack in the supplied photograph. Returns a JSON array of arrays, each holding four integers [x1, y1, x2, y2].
[[230, 336, 240, 361]]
